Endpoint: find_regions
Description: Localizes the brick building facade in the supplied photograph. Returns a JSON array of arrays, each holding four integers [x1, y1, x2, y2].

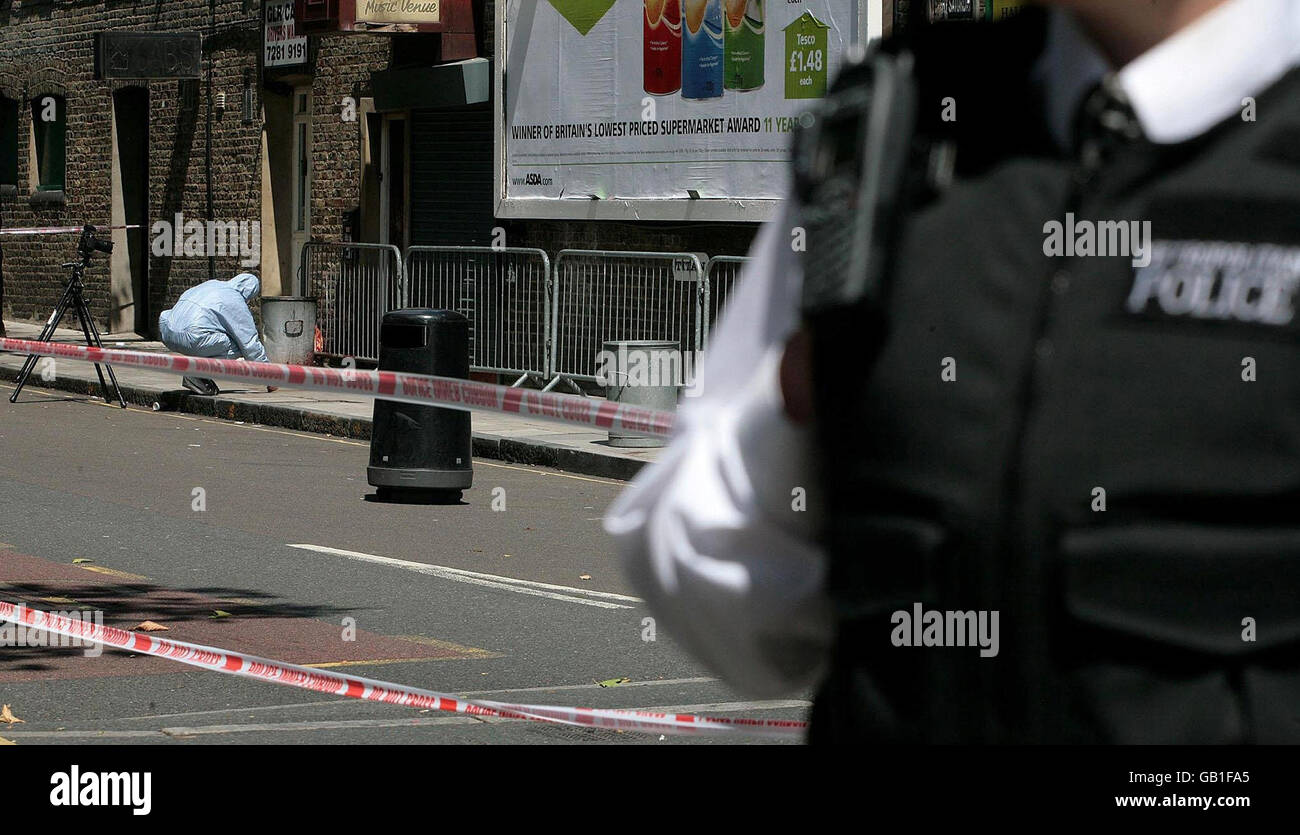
[[0, 0, 760, 340]]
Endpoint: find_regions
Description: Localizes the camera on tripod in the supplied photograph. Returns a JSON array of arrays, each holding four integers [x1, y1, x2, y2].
[[10, 222, 127, 407], [78, 224, 113, 259]]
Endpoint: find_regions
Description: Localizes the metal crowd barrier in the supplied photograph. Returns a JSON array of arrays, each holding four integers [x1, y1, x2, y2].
[[703, 255, 750, 346], [300, 242, 404, 363], [551, 250, 707, 390], [299, 243, 738, 388], [405, 246, 552, 387]]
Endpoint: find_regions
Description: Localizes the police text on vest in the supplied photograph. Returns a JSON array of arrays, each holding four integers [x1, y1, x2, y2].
[[1126, 240, 1300, 326]]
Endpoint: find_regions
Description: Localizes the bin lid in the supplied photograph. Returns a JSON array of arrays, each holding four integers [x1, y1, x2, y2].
[[382, 308, 469, 325]]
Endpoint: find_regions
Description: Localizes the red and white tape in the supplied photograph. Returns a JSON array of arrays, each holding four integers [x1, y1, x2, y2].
[[0, 601, 806, 738], [0, 224, 141, 236], [0, 338, 675, 439]]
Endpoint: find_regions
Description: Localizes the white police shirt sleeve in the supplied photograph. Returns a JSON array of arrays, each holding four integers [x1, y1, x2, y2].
[[603, 199, 832, 698]]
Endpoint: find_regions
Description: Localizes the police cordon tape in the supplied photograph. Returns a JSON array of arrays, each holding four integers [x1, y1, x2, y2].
[[0, 224, 141, 236], [0, 601, 807, 738], [0, 338, 675, 439], [0, 343, 803, 736]]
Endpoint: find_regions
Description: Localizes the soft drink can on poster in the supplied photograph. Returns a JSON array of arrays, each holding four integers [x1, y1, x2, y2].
[[682, 0, 724, 100], [724, 0, 763, 91], [645, 0, 682, 95]]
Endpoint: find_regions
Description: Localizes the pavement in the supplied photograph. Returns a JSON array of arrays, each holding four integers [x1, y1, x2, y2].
[[0, 319, 664, 481], [0, 380, 807, 743]]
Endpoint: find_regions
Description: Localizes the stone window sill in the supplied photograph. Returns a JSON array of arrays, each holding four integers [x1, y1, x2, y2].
[[29, 189, 66, 207]]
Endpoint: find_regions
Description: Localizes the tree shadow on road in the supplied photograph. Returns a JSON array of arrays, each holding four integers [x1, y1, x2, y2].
[[0, 580, 367, 673]]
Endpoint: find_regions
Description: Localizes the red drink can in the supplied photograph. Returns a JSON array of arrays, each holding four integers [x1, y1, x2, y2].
[[645, 0, 682, 95]]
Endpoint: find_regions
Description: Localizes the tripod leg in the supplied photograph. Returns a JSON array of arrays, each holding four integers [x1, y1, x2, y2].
[[9, 282, 78, 403], [74, 292, 126, 408], [73, 298, 111, 397], [100, 358, 128, 409]]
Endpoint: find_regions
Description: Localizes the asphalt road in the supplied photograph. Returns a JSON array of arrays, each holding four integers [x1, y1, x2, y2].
[[0, 382, 808, 744]]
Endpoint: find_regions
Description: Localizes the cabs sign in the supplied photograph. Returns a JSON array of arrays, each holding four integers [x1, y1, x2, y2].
[[265, 0, 309, 68], [356, 0, 440, 25]]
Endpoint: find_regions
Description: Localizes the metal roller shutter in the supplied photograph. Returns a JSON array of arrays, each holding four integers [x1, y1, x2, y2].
[[409, 103, 494, 246]]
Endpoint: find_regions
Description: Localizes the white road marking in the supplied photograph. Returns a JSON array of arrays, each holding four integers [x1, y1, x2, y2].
[[7, 698, 807, 739], [162, 716, 485, 736], [286, 543, 642, 609], [156, 701, 808, 736], [158, 700, 806, 736], [457, 676, 719, 698], [118, 699, 363, 722], [632, 699, 810, 716], [115, 678, 725, 723], [0, 730, 162, 739]]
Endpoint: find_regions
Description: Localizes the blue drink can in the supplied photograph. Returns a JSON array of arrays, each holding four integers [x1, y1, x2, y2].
[[682, 0, 724, 100]]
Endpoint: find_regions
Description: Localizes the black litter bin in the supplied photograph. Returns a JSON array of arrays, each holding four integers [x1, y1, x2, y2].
[[368, 309, 473, 499]]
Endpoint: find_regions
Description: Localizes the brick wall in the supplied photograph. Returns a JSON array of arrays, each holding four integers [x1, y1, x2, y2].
[[0, 2, 258, 331], [0, 1, 763, 340], [0, 2, 389, 336], [309, 34, 388, 245]]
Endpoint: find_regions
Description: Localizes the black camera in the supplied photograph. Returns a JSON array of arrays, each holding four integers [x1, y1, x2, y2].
[[78, 224, 113, 258]]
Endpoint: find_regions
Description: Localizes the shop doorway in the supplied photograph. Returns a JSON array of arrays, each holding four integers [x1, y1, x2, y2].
[[379, 114, 407, 250], [290, 86, 313, 293], [110, 87, 149, 335]]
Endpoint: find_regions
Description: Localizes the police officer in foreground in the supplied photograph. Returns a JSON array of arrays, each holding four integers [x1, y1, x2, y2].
[[606, 0, 1300, 743]]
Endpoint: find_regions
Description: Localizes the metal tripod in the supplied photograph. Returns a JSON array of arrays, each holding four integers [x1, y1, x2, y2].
[[9, 226, 126, 407]]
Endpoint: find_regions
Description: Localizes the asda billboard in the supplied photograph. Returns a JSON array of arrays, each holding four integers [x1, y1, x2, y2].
[[496, 1, 875, 222]]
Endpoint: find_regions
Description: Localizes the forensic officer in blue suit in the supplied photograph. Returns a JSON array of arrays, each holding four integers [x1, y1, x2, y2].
[[158, 273, 275, 395]]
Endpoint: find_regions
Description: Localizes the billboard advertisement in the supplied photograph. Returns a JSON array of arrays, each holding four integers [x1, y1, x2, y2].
[[497, 1, 871, 221]]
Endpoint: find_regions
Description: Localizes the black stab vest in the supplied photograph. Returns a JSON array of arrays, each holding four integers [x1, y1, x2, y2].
[[811, 18, 1300, 743]]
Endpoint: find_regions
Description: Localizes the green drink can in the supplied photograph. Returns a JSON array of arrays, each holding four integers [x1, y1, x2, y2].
[[724, 0, 764, 91]]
